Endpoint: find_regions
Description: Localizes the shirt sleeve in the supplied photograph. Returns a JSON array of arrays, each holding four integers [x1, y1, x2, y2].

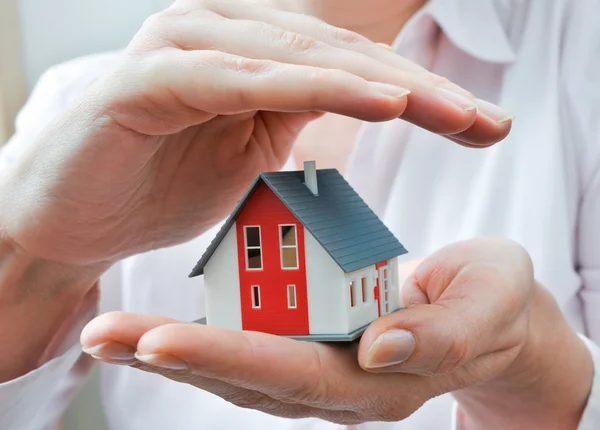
[[559, 0, 600, 426], [578, 336, 600, 429], [452, 2, 600, 428], [0, 54, 121, 430], [559, 0, 600, 344]]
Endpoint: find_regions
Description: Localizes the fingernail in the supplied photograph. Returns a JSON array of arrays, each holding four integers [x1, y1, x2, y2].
[[90, 355, 138, 366], [368, 82, 411, 98], [134, 353, 188, 370], [376, 42, 395, 52], [82, 341, 136, 361], [436, 87, 477, 112], [364, 329, 416, 369], [475, 98, 514, 123]]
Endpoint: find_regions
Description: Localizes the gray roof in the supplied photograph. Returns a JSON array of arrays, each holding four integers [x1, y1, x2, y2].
[[189, 169, 407, 277]]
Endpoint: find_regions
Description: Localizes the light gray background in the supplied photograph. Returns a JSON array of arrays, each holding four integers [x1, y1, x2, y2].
[[18, 0, 171, 90], [17, 1, 172, 428]]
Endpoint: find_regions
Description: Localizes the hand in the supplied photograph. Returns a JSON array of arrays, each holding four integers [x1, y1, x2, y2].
[[0, 0, 512, 269], [80, 238, 593, 428]]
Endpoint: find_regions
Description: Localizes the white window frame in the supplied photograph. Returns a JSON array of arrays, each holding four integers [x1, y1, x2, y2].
[[361, 277, 368, 303], [279, 224, 299, 270], [380, 266, 390, 313], [251, 285, 261, 309], [287, 284, 297, 309], [244, 225, 263, 270], [349, 279, 357, 308]]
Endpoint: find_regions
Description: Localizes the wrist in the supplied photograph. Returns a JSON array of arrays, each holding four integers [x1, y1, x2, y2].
[[454, 282, 593, 429], [0, 234, 107, 381]]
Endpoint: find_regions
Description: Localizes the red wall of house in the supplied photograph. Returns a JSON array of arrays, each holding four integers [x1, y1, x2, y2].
[[236, 182, 309, 335]]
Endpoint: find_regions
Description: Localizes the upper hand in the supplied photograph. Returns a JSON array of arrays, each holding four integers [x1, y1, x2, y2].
[[0, 0, 512, 267], [80, 238, 592, 427]]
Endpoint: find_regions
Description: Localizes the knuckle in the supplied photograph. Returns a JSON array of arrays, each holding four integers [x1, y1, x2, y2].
[[138, 50, 172, 81], [288, 348, 329, 404], [133, 12, 169, 47], [96, 311, 131, 327], [226, 55, 271, 75], [363, 398, 415, 422], [426, 72, 451, 86], [140, 12, 164, 30], [280, 30, 323, 53], [435, 326, 471, 374], [227, 392, 284, 415], [309, 67, 345, 85], [359, 387, 427, 423], [176, 0, 214, 10], [131, 12, 179, 51], [226, 57, 268, 110], [329, 26, 367, 46]]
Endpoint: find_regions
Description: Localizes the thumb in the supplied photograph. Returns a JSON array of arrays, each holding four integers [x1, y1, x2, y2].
[[358, 303, 466, 375], [357, 238, 532, 376]]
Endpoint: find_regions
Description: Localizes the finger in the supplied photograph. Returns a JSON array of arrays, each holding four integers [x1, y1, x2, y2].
[[83, 312, 434, 421], [358, 239, 532, 376], [137, 356, 361, 425], [80, 313, 349, 421], [80, 311, 181, 364], [164, 9, 476, 136], [133, 323, 433, 421], [198, 1, 512, 143], [131, 360, 342, 422], [446, 100, 513, 145], [134, 323, 332, 399], [397, 258, 428, 307], [80, 313, 271, 409], [139, 48, 409, 123]]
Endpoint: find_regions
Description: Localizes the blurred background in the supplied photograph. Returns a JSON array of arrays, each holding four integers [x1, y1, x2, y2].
[[0, 0, 171, 144], [0, 0, 172, 428]]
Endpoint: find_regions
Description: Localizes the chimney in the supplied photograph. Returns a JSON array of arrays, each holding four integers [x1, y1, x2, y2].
[[303, 160, 318, 196]]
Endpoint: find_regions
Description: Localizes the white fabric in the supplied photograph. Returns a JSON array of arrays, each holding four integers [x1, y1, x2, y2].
[[0, 0, 599, 429]]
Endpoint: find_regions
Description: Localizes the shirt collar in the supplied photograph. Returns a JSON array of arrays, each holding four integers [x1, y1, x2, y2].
[[415, 0, 517, 64]]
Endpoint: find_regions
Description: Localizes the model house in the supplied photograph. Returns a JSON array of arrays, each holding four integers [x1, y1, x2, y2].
[[189, 161, 408, 341]]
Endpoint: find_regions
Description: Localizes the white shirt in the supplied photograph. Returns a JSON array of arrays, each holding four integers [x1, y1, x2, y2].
[[1, 0, 599, 429]]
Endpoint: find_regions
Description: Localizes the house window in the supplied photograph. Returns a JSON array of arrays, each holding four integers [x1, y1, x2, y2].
[[349, 281, 356, 307], [244, 226, 262, 270], [251, 285, 261, 308], [287, 285, 297, 308], [361, 277, 368, 303], [279, 225, 298, 269]]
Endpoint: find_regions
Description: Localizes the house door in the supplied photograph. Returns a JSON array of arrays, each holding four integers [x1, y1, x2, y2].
[[378, 265, 390, 315]]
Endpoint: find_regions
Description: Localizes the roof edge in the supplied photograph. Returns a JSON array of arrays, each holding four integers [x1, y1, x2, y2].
[[188, 174, 265, 277]]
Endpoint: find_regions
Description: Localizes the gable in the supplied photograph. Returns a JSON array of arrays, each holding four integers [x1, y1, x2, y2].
[[236, 182, 298, 225]]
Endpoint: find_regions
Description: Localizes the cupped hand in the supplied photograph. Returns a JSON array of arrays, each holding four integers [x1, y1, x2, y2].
[[0, 0, 512, 268], [81, 238, 591, 427]]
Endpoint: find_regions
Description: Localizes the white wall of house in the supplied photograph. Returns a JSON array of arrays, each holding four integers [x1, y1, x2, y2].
[[203, 223, 242, 330], [388, 256, 401, 311], [345, 265, 379, 332], [304, 229, 348, 334]]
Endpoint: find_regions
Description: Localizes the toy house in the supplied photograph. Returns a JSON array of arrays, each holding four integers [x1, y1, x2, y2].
[[189, 161, 408, 341]]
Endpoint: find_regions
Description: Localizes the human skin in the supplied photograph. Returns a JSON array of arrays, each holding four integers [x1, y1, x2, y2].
[[0, 0, 510, 381], [2, 0, 588, 428], [80, 238, 593, 429]]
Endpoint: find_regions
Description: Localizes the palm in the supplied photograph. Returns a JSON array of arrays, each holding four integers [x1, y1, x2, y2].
[[145, 110, 315, 248]]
